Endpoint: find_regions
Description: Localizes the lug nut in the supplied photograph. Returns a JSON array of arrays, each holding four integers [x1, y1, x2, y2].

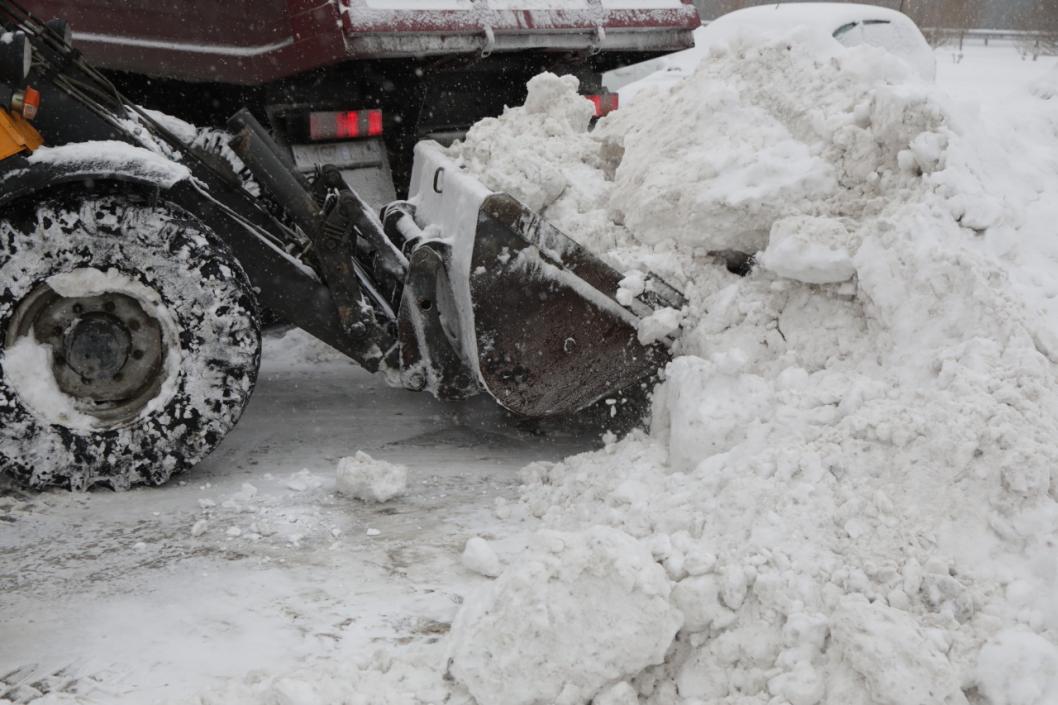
[[72, 303, 83, 314], [104, 301, 116, 312], [132, 350, 144, 360]]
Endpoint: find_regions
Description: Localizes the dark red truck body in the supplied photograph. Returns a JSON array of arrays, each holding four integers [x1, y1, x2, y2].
[[22, 0, 699, 198], [23, 0, 698, 84]]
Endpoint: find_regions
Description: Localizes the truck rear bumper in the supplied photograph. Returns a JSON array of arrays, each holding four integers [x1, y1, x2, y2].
[[341, 2, 700, 59], [346, 26, 695, 58]]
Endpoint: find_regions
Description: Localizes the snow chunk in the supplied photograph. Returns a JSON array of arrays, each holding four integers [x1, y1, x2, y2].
[[523, 72, 595, 130], [830, 598, 966, 705], [616, 270, 646, 306], [335, 452, 408, 502], [461, 537, 502, 578], [637, 306, 682, 345], [757, 215, 856, 284], [976, 630, 1058, 705], [446, 526, 682, 705]]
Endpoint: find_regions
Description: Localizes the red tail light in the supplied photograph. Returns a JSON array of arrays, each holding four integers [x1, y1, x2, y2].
[[585, 93, 619, 118], [308, 109, 384, 141]]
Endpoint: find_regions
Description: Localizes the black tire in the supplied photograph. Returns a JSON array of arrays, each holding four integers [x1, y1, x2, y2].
[[188, 127, 262, 197], [0, 193, 261, 490]]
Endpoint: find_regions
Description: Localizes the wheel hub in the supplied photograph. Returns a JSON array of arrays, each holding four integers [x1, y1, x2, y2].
[[6, 282, 168, 426], [64, 313, 133, 381]]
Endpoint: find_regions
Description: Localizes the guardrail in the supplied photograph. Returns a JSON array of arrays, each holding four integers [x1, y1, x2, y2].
[[923, 28, 1058, 57]]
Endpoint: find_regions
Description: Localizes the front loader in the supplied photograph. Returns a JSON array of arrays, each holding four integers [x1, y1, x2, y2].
[[0, 1, 683, 490]]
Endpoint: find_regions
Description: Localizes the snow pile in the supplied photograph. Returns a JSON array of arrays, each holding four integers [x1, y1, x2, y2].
[[336, 451, 408, 503], [444, 26, 1058, 705], [447, 73, 638, 257], [447, 527, 682, 705]]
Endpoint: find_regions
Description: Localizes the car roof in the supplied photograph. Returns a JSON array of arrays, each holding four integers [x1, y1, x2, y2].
[[706, 2, 915, 34]]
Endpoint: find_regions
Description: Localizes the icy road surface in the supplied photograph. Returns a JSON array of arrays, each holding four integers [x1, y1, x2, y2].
[[0, 332, 596, 704]]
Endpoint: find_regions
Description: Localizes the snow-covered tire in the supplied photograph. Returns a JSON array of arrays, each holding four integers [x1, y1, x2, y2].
[[189, 128, 261, 197], [0, 193, 261, 490]]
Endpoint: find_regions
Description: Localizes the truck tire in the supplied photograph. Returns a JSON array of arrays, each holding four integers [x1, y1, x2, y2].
[[0, 193, 261, 490]]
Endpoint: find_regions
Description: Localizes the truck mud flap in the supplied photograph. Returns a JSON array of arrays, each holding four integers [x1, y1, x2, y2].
[[469, 193, 675, 417]]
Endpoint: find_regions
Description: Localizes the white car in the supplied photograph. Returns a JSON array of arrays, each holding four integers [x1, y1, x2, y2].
[[609, 3, 936, 101]]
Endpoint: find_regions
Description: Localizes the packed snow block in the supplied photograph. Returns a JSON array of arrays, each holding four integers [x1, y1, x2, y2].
[[975, 630, 1058, 705], [637, 307, 683, 346], [335, 451, 408, 503], [829, 598, 967, 705], [653, 355, 774, 472], [757, 215, 855, 285], [446, 526, 682, 705], [461, 537, 502, 578]]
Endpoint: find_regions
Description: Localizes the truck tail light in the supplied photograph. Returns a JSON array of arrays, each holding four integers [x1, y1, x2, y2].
[[308, 109, 384, 141], [585, 93, 619, 118], [11, 86, 40, 120]]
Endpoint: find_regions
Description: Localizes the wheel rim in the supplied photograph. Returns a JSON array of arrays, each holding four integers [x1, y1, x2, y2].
[[5, 280, 169, 427]]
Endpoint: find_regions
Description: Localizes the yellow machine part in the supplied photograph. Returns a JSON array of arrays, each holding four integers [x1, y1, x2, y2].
[[0, 108, 44, 161]]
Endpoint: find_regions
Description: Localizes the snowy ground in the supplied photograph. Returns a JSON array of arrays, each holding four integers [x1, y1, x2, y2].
[[933, 40, 1058, 103], [3, 39, 1058, 705], [0, 334, 595, 704]]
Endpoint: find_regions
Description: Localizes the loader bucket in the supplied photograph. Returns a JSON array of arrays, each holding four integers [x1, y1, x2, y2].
[[407, 141, 685, 418], [469, 194, 673, 416]]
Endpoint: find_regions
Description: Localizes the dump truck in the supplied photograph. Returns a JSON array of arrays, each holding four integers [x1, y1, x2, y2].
[[20, 0, 700, 205], [0, 2, 684, 490]]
